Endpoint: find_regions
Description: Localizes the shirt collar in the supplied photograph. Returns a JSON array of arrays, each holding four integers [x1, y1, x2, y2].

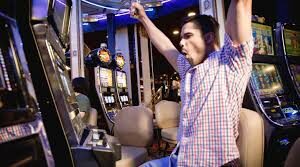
[[187, 50, 219, 72]]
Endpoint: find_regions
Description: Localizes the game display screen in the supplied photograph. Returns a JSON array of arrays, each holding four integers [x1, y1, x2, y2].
[[58, 67, 71, 96], [252, 23, 274, 55], [52, 0, 70, 42], [290, 64, 300, 92], [99, 67, 113, 87], [251, 63, 284, 96], [284, 29, 300, 56], [116, 71, 127, 88]]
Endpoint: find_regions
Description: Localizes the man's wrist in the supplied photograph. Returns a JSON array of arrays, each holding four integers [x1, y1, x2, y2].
[[139, 15, 150, 25]]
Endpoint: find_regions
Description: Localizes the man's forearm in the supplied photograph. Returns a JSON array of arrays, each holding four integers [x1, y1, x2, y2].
[[225, 0, 252, 45], [139, 17, 179, 71]]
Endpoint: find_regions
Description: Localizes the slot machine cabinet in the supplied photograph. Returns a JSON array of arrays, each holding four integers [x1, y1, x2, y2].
[[114, 51, 131, 108], [86, 43, 121, 133], [243, 22, 300, 167], [276, 23, 300, 99], [16, 0, 119, 166], [0, 9, 54, 166]]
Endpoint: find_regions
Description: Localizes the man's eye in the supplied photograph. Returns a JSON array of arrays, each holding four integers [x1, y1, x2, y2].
[[185, 34, 192, 39]]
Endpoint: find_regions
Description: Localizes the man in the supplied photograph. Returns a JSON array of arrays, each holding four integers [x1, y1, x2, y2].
[[131, 0, 253, 166]]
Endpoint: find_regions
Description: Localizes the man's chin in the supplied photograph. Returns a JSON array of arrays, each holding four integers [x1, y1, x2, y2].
[[187, 59, 194, 66]]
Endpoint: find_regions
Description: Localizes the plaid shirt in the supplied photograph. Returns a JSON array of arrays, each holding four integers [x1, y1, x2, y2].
[[175, 33, 253, 166]]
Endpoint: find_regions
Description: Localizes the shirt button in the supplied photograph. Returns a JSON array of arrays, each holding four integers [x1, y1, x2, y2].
[[181, 137, 188, 145], [178, 152, 184, 161]]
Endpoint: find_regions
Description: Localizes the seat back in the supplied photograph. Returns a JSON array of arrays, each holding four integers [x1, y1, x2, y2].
[[155, 100, 180, 129], [86, 107, 97, 127], [237, 108, 264, 167], [114, 106, 153, 147], [285, 138, 300, 167]]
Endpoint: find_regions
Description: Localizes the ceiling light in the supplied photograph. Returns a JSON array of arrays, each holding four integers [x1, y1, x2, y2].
[[173, 30, 179, 35], [187, 12, 196, 17]]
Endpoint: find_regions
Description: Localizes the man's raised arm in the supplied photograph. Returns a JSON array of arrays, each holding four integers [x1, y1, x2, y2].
[[225, 0, 252, 45], [131, 2, 180, 71]]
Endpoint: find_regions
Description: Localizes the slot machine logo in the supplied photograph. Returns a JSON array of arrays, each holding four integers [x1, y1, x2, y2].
[[115, 54, 125, 69], [98, 50, 111, 63]]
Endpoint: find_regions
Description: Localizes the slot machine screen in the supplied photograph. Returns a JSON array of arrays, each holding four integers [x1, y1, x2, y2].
[[58, 67, 72, 96], [290, 64, 300, 92], [252, 23, 274, 55], [52, 0, 70, 44], [116, 71, 127, 88], [283, 29, 300, 56], [99, 67, 113, 87], [251, 63, 284, 96]]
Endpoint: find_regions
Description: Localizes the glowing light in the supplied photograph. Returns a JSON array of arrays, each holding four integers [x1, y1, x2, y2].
[[56, 0, 67, 6], [82, 7, 154, 22], [82, 0, 170, 11], [172, 30, 179, 35], [162, 0, 171, 4], [81, 0, 119, 11], [187, 12, 196, 17], [263, 65, 275, 73], [271, 84, 281, 91]]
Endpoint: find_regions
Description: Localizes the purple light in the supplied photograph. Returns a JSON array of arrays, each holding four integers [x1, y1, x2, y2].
[[56, 0, 67, 6], [83, 7, 154, 22]]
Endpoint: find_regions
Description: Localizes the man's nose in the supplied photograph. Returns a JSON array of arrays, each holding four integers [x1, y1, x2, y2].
[[179, 40, 184, 48]]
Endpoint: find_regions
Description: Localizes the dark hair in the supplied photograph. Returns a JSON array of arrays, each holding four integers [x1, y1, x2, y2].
[[72, 77, 89, 96], [181, 14, 220, 46]]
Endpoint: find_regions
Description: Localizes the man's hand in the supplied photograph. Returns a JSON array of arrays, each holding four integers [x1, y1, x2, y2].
[[130, 2, 147, 21]]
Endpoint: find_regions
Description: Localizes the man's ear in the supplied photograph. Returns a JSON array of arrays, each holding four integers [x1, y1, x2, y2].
[[204, 32, 215, 44]]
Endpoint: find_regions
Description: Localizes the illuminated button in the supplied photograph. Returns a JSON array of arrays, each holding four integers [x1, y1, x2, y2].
[[271, 109, 276, 113], [111, 97, 115, 103], [93, 133, 100, 140], [96, 140, 103, 146]]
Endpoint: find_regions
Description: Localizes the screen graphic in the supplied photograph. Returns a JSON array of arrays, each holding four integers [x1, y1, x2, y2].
[[99, 67, 113, 87], [252, 23, 274, 55], [251, 63, 284, 96]]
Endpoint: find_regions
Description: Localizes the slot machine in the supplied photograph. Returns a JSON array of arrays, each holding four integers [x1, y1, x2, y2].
[[16, 0, 120, 166], [114, 50, 131, 108], [276, 23, 300, 99], [243, 21, 300, 166], [86, 43, 121, 133], [0, 5, 54, 166]]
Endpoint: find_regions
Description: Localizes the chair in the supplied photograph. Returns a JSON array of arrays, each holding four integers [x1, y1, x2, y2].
[[86, 107, 97, 127], [155, 100, 180, 155], [114, 106, 153, 167], [237, 108, 264, 167], [284, 137, 300, 167]]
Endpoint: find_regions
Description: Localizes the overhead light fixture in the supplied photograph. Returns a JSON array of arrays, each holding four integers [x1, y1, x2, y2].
[[82, 8, 154, 22], [187, 12, 196, 17], [81, 0, 119, 11], [82, 0, 171, 11], [173, 30, 179, 35]]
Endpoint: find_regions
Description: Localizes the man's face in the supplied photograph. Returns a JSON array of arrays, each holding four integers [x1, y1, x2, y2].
[[179, 22, 206, 66]]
